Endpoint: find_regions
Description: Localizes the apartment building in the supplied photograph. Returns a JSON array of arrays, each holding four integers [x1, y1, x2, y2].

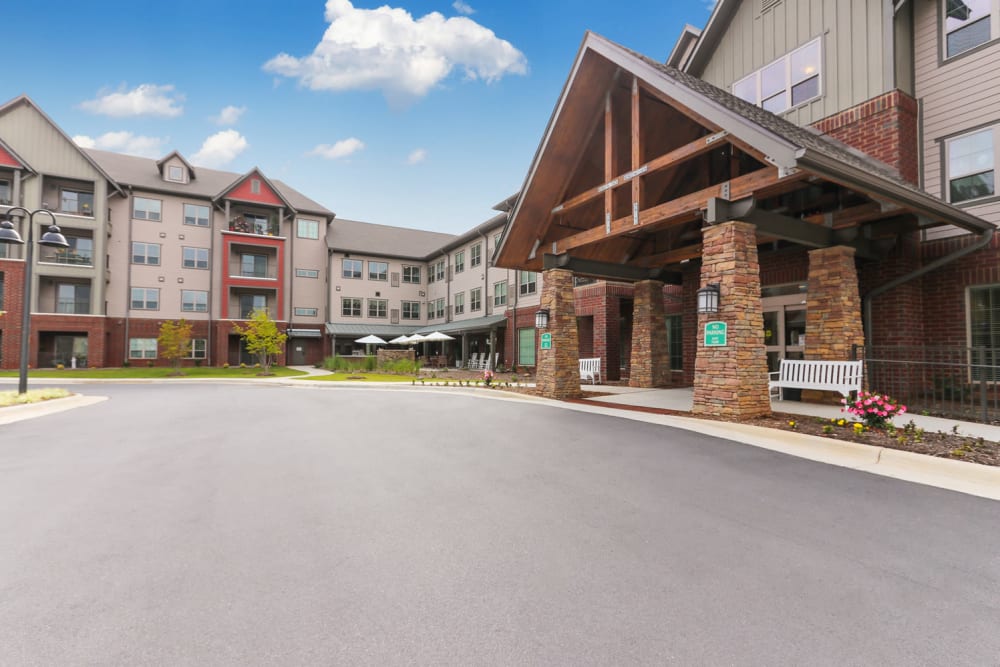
[[495, 0, 1000, 406], [0, 95, 333, 369]]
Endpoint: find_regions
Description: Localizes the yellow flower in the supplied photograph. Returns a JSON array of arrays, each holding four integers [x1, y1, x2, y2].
[[853, 423, 864, 432], [788, 421, 797, 428]]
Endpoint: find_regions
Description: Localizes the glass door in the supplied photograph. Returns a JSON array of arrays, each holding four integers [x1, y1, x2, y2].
[[762, 288, 808, 374]]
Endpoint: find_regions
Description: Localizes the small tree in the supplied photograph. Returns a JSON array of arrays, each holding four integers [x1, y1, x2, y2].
[[233, 308, 287, 376], [158, 319, 193, 376]]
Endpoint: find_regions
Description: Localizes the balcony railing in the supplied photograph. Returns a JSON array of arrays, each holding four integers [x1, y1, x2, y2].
[[229, 306, 277, 320], [230, 267, 278, 280], [228, 215, 279, 236], [40, 249, 93, 266]]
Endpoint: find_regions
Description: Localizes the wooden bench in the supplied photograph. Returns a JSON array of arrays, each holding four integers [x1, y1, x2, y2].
[[579, 358, 602, 385], [768, 359, 863, 400]]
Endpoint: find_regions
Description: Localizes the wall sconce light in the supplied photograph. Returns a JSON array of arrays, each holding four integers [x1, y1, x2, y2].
[[535, 308, 550, 329], [697, 283, 721, 314]]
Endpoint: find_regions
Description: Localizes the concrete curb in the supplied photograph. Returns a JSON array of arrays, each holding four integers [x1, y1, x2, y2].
[[0, 394, 109, 426]]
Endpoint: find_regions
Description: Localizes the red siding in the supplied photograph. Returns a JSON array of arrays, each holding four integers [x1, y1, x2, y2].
[[224, 173, 284, 206], [0, 144, 23, 168]]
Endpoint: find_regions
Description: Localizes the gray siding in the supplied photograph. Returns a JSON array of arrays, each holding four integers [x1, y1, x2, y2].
[[696, 0, 891, 126], [914, 0, 1000, 239]]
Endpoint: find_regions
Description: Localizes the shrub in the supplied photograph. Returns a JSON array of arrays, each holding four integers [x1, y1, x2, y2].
[[194, 359, 203, 367], [379, 358, 423, 375], [223, 362, 230, 369], [56, 363, 65, 370], [122, 360, 131, 368], [841, 391, 907, 430]]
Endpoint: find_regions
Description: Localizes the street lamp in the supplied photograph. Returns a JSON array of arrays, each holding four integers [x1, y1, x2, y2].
[[0, 207, 69, 394]]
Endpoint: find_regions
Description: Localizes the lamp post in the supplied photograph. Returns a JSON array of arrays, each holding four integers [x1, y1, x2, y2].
[[0, 207, 69, 394]]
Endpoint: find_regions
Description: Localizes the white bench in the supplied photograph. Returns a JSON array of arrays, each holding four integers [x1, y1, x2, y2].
[[768, 359, 863, 400], [579, 358, 602, 385]]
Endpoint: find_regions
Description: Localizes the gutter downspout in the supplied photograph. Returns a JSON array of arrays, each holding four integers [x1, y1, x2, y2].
[[124, 186, 133, 364], [862, 228, 995, 347]]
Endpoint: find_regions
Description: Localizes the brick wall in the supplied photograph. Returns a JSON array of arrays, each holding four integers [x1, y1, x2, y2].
[[0, 260, 25, 369], [110, 317, 212, 367], [811, 90, 919, 185]]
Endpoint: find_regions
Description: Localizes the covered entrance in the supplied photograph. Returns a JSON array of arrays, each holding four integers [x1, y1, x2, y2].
[[494, 33, 993, 416], [39, 332, 89, 368]]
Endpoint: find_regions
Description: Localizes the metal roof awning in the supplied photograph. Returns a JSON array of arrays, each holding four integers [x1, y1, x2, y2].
[[324, 323, 419, 337], [412, 314, 507, 335], [287, 328, 323, 338]]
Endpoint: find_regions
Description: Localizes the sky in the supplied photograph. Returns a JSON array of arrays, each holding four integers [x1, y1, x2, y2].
[[1, 0, 716, 235]]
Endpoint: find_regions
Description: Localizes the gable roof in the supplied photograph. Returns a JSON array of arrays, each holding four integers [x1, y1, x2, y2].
[[327, 218, 457, 260], [155, 150, 197, 180], [0, 136, 34, 172], [85, 149, 334, 217], [214, 166, 297, 212], [0, 95, 124, 197], [675, 0, 740, 76]]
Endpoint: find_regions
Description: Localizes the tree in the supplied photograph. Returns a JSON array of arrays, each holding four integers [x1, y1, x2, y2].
[[233, 308, 287, 375], [158, 319, 193, 376]]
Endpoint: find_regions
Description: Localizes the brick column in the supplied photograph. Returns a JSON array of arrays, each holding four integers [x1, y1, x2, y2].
[[692, 221, 770, 418], [803, 245, 865, 402], [629, 279, 669, 387], [536, 268, 582, 399]]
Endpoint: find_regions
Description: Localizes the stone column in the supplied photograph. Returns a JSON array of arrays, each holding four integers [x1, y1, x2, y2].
[[804, 245, 865, 402], [536, 268, 582, 399], [629, 279, 670, 387], [692, 221, 770, 418]]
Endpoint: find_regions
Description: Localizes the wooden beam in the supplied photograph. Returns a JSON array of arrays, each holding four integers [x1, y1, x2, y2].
[[802, 201, 903, 229], [631, 77, 642, 227], [604, 94, 613, 235], [543, 253, 680, 283], [633, 243, 704, 268], [551, 130, 728, 216], [554, 167, 802, 254]]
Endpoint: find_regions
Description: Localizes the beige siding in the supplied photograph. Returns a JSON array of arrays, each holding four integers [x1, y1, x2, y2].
[[328, 251, 427, 327], [915, 0, 1000, 236], [698, 0, 890, 126]]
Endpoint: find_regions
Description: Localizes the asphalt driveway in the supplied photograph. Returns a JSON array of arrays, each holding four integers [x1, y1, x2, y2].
[[1, 383, 998, 665]]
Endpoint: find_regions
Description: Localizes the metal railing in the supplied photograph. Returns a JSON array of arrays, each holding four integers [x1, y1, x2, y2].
[[852, 344, 1000, 423]]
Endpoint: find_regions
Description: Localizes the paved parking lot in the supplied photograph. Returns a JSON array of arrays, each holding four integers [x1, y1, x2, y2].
[[1, 383, 998, 665]]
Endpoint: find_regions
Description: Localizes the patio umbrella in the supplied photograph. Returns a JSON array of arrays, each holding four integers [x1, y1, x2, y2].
[[406, 334, 426, 343], [388, 335, 412, 344], [420, 331, 455, 342], [354, 334, 387, 345]]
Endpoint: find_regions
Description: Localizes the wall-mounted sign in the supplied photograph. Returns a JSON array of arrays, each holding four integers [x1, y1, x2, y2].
[[540, 332, 553, 350], [704, 321, 727, 347]]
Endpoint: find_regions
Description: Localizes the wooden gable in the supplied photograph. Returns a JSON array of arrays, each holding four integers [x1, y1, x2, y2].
[[224, 170, 285, 206]]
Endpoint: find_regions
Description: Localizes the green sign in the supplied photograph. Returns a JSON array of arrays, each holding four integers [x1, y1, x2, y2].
[[704, 321, 727, 347], [540, 332, 553, 350]]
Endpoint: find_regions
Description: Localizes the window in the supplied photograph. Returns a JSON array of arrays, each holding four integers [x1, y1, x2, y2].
[[402, 301, 421, 320], [732, 38, 821, 113], [493, 281, 507, 307], [431, 298, 445, 319], [667, 314, 683, 371], [0, 178, 10, 204], [251, 178, 261, 194], [454, 250, 465, 273], [454, 292, 465, 315], [493, 232, 502, 248], [186, 339, 207, 359], [243, 213, 270, 235], [181, 290, 208, 312], [342, 297, 362, 317], [56, 283, 90, 314], [519, 271, 537, 296], [969, 285, 1000, 380], [239, 294, 267, 318], [294, 307, 319, 317], [369, 261, 388, 281], [342, 258, 362, 279], [470, 243, 482, 267], [47, 236, 93, 265], [129, 338, 157, 359], [60, 189, 94, 216], [518, 328, 536, 366], [240, 253, 268, 278], [296, 268, 319, 278], [167, 165, 185, 182], [133, 197, 162, 221], [368, 298, 388, 318], [297, 218, 320, 239], [947, 127, 996, 203], [402, 265, 421, 284], [945, 0, 995, 58], [470, 287, 482, 311], [182, 246, 209, 269], [131, 287, 159, 310], [132, 242, 161, 265], [184, 204, 210, 227]]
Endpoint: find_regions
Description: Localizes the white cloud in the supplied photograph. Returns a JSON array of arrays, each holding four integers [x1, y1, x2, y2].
[[452, 0, 474, 15], [212, 105, 246, 125], [407, 148, 427, 164], [703, 0, 719, 9], [263, 0, 527, 106], [309, 137, 365, 159], [72, 131, 168, 158], [191, 130, 248, 168], [80, 84, 184, 118]]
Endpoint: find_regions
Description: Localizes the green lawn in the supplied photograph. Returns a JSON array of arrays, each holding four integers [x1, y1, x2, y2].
[[301, 372, 417, 383], [0, 388, 72, 407], [0, 366, 308, 379]]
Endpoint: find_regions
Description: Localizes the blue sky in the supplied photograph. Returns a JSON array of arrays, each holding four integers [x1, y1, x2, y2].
[[1, 0, 714, 234]]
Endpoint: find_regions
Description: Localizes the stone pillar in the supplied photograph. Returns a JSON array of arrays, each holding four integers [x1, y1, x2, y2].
[[629, 280, 670, 387], [536, 268, 582, 399], [803, 245, 865, 402], [692, 221, 770, 418]]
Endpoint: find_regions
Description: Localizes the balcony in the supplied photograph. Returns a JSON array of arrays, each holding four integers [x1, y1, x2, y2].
[[229, 288, 277, 320], [228, 213, 279, 237]]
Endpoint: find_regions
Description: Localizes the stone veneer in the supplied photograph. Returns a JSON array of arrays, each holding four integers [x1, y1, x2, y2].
[[536, 268, 582, 399], [692, 221, 771, 418], [629, 279, 670, 388], [803, 245, 865, 402]]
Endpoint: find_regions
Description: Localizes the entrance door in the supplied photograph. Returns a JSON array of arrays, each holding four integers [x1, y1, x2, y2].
[[762, 289, 807, 375], [51, 334, 89, 368], [290, 339, 307, 365]]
